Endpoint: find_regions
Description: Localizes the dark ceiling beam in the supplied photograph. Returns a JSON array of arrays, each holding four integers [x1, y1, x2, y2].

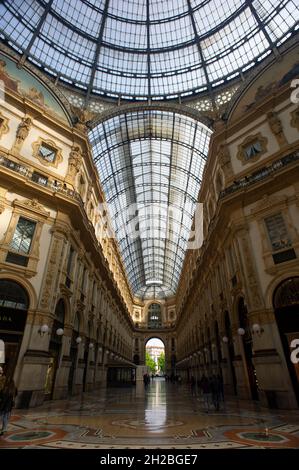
[[146, 0, 151, 102], [162, 112, 176, 286], [123, 114, 147, 291], [246, 0, 280, 58], [85, 0, 110, 105], [185, 0, 216, 111], [18, 0, 54, 67]]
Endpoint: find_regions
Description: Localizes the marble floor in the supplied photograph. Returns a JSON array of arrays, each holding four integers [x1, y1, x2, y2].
[[0, 378, 299, 449]]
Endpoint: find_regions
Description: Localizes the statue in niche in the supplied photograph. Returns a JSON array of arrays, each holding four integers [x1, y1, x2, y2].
[[66, 145, 82, 184], [12, 116, 32, 151], [267, 111, 288, 148], [218, 142, 233, 179]]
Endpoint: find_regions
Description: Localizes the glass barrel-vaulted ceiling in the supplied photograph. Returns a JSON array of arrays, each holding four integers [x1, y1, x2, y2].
[[89, 110, 211, 299], [0, 0, 298, 101]]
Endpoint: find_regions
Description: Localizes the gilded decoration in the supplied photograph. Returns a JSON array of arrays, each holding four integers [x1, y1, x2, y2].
[[0, 111, 9, 139], [0, 54, 69, 123], [13, 198, 50, 220], [236, 133, 268, 165], [290, 107, 299, 131], [267, 111, 288, 148], [39, 236, 62, 310], [65, 145, 82, 185], [32, 137, 63, 168], [11, 116, 32, 152]]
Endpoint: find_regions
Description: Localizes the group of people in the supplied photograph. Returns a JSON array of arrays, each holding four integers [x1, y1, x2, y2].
[[165, 374, 182, 384], [190, 374, 224, 412], [0, 366, 17, 436]]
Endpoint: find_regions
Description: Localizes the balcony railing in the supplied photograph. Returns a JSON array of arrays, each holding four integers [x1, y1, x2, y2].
[[220, 150, 299, 199], [0, 154, 84, 207]]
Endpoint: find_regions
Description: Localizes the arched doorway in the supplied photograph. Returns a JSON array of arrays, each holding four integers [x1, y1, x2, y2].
[[273, 277, 299, 405], [0, 279, 29, 382], [224, 311, 237, 395], [68, 312, 80, 395], [83, 320, 93, 392], [147, 303, 162, 329], [238, 298, 259, 401], [214, 320, 222, 373], [145, 338, 165, 378], [45, 298, 65, 399]]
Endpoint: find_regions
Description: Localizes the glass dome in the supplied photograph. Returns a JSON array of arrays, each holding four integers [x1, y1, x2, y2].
[[0, 0, 298, 101]]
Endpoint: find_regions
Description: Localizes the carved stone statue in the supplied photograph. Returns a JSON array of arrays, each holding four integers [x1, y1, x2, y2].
[[218, 142, 233, 179], [65, 145, 82, 184], [12, 116, 32, 151], [267, 111, 288, 148], [72, 106, 95, 132]]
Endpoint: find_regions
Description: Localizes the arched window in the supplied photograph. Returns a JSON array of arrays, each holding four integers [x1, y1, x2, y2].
[[148, 303, 162, 328], [0, 280, 29, 310], [54, 299, 65, 325], [74, 312, 80, 333], [274, 277, 299, 309]]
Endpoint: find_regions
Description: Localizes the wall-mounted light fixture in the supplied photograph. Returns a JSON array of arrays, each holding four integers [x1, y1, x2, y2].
[[222, 336, 229, 343], [237, 327, 245, 336], [56, 328, 64, 336], [251, 323, 264, 336], [76, 336, 82, 344], [38, 324, 50, 336]]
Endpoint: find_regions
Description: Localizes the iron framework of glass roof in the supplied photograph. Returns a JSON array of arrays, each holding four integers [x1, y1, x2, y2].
[[0, 0, 298, 101], [89, 110, 211, 299]]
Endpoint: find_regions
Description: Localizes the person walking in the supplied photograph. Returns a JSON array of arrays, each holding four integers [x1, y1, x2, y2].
[[200, 375, 211, 412], [217, 373, 224, 403], [0, 367, 6, 393], [190, 375, 196, 396], [211, 374, 220, 411], [0, 379, 17, 435]]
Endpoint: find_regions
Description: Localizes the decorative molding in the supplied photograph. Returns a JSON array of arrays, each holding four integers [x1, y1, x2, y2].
[[39, 236, 62, 309], [0, 43, 75, 125], [267, 111, 288, 148], [11, 116, 32, 152], [13, 198, 50, 219], [0, 111, 9, 139], [250, 194, 288, 215], [32, 137, 63, 168], [290, 107, 299, 131]]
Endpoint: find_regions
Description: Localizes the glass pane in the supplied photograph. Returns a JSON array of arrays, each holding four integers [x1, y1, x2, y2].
[[10, 217, 36, 254], [39, 143, 56, 163]]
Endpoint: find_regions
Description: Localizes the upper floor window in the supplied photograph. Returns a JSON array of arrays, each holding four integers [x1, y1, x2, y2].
[[237, 133, 267, 165], [66, 246, 74, 276], [32, 138, 62, 168], [148, 303, 162, 328], [39, 142, 57, 163], [244, 141, 262, 161], [10, 217, 36, 254], [264, 213, 292, 252]]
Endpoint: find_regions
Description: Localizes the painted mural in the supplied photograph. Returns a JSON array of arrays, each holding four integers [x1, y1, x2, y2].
[[0, 53, 69, 123]]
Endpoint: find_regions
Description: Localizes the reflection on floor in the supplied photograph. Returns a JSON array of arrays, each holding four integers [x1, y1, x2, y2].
[[1, 378, 299, 448]]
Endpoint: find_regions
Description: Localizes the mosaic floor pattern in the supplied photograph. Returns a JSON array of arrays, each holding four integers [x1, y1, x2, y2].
[[0, 379, 298, 449]]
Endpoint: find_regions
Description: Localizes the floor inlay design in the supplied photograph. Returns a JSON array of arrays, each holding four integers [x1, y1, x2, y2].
[[0, 380, 298, 449]]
